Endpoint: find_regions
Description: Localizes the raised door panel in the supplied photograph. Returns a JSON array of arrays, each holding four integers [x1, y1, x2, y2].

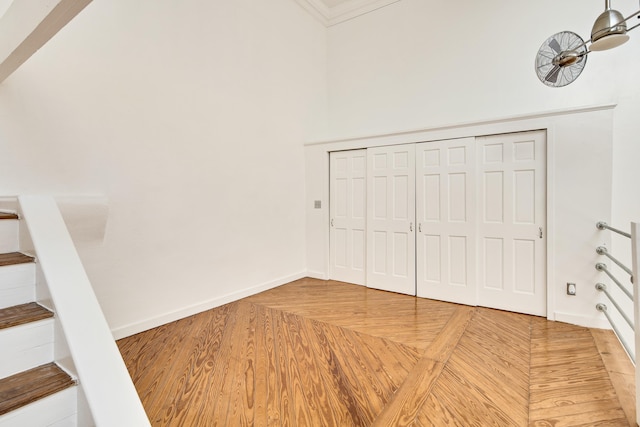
[[477, 131, 546, 316], [416, 138, 476, 305], [330, 150, 367, 285], [366, 145, 415, 295]]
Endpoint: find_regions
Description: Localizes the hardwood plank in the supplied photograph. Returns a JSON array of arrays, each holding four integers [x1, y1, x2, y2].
[[371, 306, 474, 426], [0, 252, 34, 267], [0, 212, 18, 220], [0, 302, 53, 330], [247, 279, 458, 350], [416, 308, 531, 426], [529, 317, 628, 426], [116, 278, 633, 426], [0, 363, 75, 415], [591, 328, 636, 426]]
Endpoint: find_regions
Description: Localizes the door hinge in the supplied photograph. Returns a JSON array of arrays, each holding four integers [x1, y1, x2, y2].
[[539, 227, 543, 239]]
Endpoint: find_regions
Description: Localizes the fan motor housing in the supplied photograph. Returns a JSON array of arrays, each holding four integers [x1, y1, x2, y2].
[[553, 50, 581, 67]]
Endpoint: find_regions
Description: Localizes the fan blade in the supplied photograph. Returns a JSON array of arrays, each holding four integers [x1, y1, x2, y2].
[[549, 38, 562, 54], [545, 65, 561, 83]]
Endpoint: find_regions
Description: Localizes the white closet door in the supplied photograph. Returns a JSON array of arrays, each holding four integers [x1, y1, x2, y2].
[[416, 138, 477, 305], [477, 131, 546, 316], [330, 150, 367, 285], [366, 145, 416, 295]]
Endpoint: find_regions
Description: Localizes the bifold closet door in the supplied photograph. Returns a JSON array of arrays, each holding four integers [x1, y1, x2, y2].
[[415, 138, 477, 305], [329, 150, 367, 285], [476, 131, 546, 316], [366, 145, 416, 295]]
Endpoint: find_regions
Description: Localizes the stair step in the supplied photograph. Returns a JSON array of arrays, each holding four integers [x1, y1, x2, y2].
[[0, 261, 36, 311], [0, 363, 75, 416], [0, 303, 53, 331], [0, 253, 34, 268], [0, 218, 19, 253], [0, 213, 18, 221]]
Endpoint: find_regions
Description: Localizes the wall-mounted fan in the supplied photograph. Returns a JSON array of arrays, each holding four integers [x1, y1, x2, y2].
[[535, 0, 640, 87], [535, 31, 588, 87]]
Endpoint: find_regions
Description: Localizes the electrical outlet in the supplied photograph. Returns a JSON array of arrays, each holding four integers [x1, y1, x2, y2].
[[567, 282, 576, 296], [314, 200, 321, 209]]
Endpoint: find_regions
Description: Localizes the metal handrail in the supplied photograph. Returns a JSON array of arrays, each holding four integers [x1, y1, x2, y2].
[[597, 221, 631, 238], [597, 246, 634, 280], [596, 283, 633, 329], [596, 303, 635, 360], [596, 263, 633, 300]]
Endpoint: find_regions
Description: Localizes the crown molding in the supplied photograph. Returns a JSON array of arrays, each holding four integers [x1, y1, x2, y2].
[[295, 0, 400, 26]]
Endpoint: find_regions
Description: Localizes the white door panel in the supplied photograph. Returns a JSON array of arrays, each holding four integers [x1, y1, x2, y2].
[[416, 138, 477, 305], [477, 131, 546, 316], [329, 131, 547, 317], [366, 145, 415, 295], [330, 150, 367, 285]]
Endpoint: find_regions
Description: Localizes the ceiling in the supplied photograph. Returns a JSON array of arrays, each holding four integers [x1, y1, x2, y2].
[[295, 0, 400, 26]]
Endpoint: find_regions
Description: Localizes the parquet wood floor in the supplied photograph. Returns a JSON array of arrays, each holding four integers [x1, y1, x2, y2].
[[117, 278, 635, 426]]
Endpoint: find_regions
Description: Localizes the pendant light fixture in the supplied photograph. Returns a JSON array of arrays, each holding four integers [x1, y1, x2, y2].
[[535, 0, 640, 86], [591, 0, 630, 50]]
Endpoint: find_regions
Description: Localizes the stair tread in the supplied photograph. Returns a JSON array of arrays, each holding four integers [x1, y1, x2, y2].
[[0, 363, 75, 416], [0, 303, 54, 330], [0, 252, 34, 267], [0, 212, 18, 220]]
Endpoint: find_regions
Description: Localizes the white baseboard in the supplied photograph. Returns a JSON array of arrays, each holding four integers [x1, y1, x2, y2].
[[306, 270, 328, 280], [111, 271, 307, 340], [553, 311, 611, 330]]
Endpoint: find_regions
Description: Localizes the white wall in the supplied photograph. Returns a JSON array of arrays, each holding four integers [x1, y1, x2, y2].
[[1, 0, 638, 335], [0, 0, 327, 338], [306, 0, 640, 328], [324, 0, 640, 229], [325, 0, 638, 139]]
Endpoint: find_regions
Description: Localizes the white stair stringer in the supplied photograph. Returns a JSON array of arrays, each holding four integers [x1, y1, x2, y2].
[[0, 262, 36, 310], [0, 318, 54, 379], [0, 386, 77, 427], [0, 212, 79, 425]]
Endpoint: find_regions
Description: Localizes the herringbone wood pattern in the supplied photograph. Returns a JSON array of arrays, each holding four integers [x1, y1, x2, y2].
[[117, 278, 634, 426]]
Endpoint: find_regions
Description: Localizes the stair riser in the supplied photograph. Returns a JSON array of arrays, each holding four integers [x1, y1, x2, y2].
[[0, 264, 35, 309], [0, 320, 54, 379], [0, 386, 76, 427], [0, 221, 19, 253]]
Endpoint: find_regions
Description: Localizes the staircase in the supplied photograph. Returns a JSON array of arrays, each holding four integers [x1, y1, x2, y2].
[[0, 213, 78, 426]]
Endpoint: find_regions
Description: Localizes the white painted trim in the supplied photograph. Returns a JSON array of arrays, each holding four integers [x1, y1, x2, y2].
[[306, 104, 617, 147], [306, 270, 329, 280], [293, 0, 329, 26], [328, 0, 400, 25], [0, 318, 54, 379], [19, 195, 150, 427], [631, 222, 640, 425], [545, 125, 557, 321], [0, 386, 76, 427], [294, 0, 400, 26], [0, 262, 36, 310], [111, 271, 308, 340], [0, 220, 19, 254], [554, 311, 611, 330]]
